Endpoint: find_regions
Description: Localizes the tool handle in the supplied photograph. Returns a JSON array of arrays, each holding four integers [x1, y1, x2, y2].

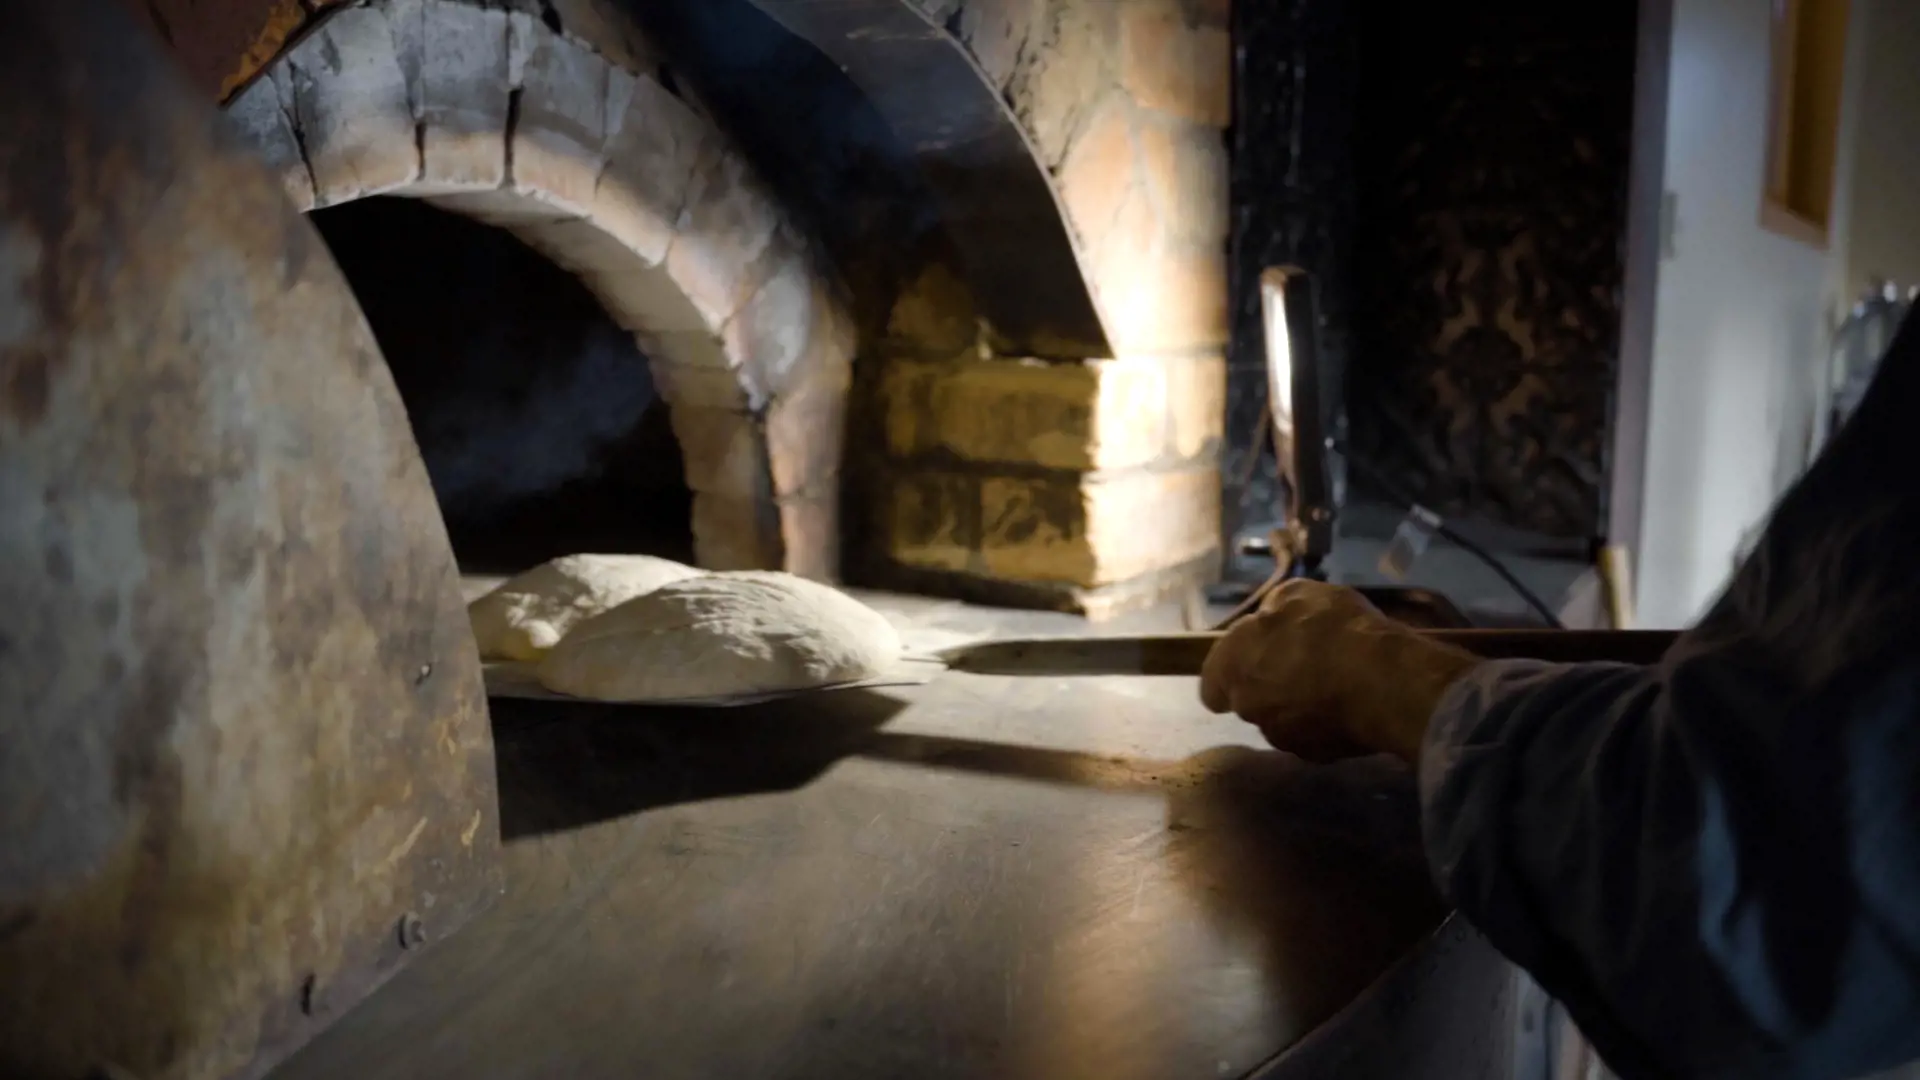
[[945, 629, 1680, 677]]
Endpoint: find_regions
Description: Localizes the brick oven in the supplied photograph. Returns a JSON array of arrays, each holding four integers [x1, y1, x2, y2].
[[189, 0, 1233, 617], [225, 0, 855, 579]]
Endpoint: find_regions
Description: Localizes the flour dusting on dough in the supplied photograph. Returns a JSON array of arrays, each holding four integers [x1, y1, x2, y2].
[[467, 554, 700, 662], [536, 572, 903, 703]]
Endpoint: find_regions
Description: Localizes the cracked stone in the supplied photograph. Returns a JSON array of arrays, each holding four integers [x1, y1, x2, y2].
[[1119, 3, 1231, 128], [283, 4, 421, 205], [1056, 91, 1139, 260], [666, 147, 782, 329], [409, 0, 512, 193], [670, 406, 768, 499], [722, 245, 818, 400], [1137, 113, 1229, 246], [226, 74, 317, 211], [1015, 1, 1110, 168], [510, 30, 615, 215], [593, 74, 713, 268]]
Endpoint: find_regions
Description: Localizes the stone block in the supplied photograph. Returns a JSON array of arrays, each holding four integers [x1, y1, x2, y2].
[[1190, 0, 1231, 27], [692, 491, 783, 571], [595, 74, 712, 267], [225, 74, 316, 212], [426, 188, 578, 226], [777, 491, 840, 581], [1085, 466, 1220, 583], [979, 474, 1097, 585], [1155, 245, 1231, 351], [1166, 353, 1227, 459], [669, 406, 767, 499], [954, 0, 1028, 90], [1018, 1, 1111, 167], [509, 26, 619, 216], [886, 259, 979, 357], [1072, 554, 1220, 622], [517, 217, 644, 276], [665, 146, 782, 329], [1119, 3, 1231, 128], [279, 5, 420, 204], [884, 473, 980, 573], [820, 282, 860, 367], [649, 360, 750, 411], [1137, 114, 1230, 245], [883, 357, 1171, 471], [1099, 227, 1229, 354], [548, 0, 664, 76], [881, 360, 941, 457], [766, 355, 850, 498], [410, 0, 512, 193], [636, 328, 735, 375], [1090, 180, 1159, 316], [590, 267, 712, 337], [722, 246, 818, 402], [980, 465, 1220, 587], [1056, 92, 1140, 258], [383, 0, 426, 94], [1091, 359, 1177, 469]]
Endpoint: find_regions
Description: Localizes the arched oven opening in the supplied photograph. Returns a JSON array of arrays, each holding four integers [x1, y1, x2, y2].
[[312, 196, 693, 573]]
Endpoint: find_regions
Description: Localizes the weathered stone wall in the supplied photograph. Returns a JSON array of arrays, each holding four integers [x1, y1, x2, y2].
[[872, 0, 1233, 615]]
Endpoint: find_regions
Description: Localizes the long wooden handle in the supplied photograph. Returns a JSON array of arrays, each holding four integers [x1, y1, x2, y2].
[[941, 629, 1680, 677]]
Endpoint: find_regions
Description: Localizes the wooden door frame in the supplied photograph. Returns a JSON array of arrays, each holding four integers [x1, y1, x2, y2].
[[1605, 0, 1677, 572]]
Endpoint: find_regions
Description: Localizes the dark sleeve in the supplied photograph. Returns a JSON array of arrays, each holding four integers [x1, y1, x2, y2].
[[1419, 311, 1920, 1080]]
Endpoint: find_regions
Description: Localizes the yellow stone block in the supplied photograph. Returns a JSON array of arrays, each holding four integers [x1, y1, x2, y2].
[[881, 356, 1181, 471], [883, 472, 977, 572], [979, 465, 1220, 587], [1166, 353, 1227, 460]]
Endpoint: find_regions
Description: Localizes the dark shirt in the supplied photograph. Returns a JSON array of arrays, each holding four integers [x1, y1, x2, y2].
[[1421, 308, 1920, 1080]]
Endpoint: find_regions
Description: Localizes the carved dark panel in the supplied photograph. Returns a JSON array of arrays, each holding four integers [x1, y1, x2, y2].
[[1349, 1, 1637, 539], [1229, 0, 1635, 551]]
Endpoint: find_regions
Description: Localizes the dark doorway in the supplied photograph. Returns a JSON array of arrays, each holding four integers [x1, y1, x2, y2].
[[311, 197, 694, 573]]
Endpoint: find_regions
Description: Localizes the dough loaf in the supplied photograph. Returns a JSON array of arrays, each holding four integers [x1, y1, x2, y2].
[[535, 572, 903, 702], [468, 554, 701, 662]]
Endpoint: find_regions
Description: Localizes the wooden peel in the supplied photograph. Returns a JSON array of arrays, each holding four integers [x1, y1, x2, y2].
[[937, 629, 1680, 677]]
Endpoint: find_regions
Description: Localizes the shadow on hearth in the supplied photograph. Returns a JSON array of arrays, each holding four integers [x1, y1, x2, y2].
[[490, 691, 913, 840], [491, 688, 1451, 1041]]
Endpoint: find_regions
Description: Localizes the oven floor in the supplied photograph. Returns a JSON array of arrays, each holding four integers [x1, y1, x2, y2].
[[267, 593, 1447, 1080]]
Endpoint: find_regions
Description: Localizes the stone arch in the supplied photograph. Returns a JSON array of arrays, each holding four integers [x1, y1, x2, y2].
[[224, 0, 851, 577]]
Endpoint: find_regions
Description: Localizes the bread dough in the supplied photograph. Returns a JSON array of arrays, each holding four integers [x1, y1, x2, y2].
[[468, 554, 701, 662], [535, 572, 903, 702]]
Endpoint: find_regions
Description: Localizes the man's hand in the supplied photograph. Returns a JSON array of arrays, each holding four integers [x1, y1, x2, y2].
[[1199, 580, 1481, 763]]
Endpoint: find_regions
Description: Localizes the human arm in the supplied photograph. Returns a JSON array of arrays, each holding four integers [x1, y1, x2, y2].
[[1204, 572, 1920, 1080], [1204, 310, 1920, 1079]]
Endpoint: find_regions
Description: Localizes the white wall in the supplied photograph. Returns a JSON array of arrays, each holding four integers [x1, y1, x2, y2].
[[1634, 0, 1833, 628]]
